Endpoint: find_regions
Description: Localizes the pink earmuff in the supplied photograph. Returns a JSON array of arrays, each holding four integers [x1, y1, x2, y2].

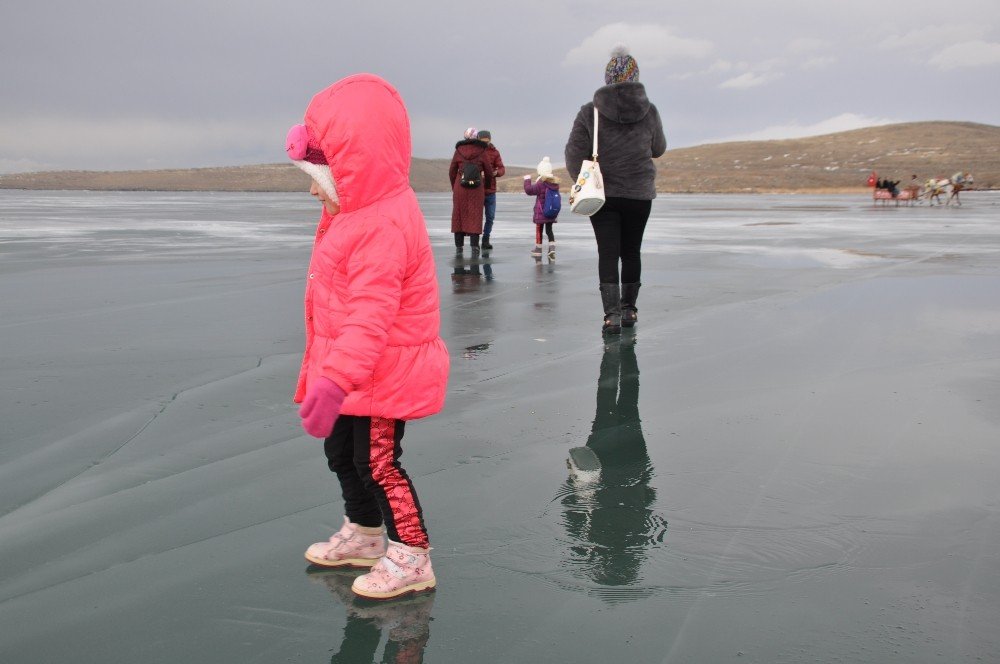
[[285, 124, 309, 160]]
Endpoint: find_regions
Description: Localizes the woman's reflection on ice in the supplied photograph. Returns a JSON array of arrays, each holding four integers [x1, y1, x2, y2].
[[307, 568, 434, 664], [561, 336, 667, 592], [451, 255, 493, 294]]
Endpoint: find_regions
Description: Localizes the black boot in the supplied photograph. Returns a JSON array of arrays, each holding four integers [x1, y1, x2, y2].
[[481, 235, 492, 250], [599, 283, 622, 335], [621, 282, 641, 328]]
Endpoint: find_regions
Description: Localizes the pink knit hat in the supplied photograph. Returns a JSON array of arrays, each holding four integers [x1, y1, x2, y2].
[[285, 124, 338, 202]]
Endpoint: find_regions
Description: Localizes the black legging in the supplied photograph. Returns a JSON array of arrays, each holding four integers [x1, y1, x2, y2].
[[589, 197, 651, 284], [323, 415, 429, 548], [535, 222, 555, 244]]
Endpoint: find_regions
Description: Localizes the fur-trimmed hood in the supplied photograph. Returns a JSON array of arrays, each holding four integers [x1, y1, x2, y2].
[[593, 82, 652, 125]]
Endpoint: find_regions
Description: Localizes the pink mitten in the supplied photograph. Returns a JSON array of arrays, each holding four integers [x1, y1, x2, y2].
[[299, 377, 347, 438]]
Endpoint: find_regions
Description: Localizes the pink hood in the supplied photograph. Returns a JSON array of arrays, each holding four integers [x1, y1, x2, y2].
[[294, 74, 449, 420], [303, 74, 411, 213]]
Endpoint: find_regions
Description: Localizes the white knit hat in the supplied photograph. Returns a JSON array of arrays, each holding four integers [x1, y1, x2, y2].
[[536, 156, 554, 180]]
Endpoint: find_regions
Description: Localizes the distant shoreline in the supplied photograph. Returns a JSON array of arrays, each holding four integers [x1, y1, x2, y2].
[[0, 185, 889, 194], [2, 120, 997, 193], [0, 184, 991, 196]]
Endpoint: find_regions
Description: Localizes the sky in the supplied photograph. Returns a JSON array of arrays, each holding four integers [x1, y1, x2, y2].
[[2, 0, 999, 173]]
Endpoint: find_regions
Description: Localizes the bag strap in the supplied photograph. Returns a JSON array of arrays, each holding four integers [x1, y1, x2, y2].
[[592, 106, 599, 161]]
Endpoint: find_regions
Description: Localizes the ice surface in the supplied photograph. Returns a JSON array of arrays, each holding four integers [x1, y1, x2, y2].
[[1, 190, 999, 662]]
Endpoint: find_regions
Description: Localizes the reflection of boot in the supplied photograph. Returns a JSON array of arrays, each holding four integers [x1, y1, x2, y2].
[[352, 541, 436, 599], [309, 568, 435, 664], [305, 568, 380, 664], [621, 282, 641, 328], [599, 283, 622, 335], [306, 566, 366, 604], [368, 593, 435, 657]]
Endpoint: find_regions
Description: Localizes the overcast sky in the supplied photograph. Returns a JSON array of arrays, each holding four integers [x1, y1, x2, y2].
[[2, 0, 998, 173]]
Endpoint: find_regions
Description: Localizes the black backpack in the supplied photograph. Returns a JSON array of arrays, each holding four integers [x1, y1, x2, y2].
[[459, 160, 482, 188]]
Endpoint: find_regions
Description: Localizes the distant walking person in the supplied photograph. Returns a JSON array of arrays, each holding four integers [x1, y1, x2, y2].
[[449, 128, 494, 255], [565, 46, 666, 334], [478, 130, 505, 250], [523, 156, 560, 258]]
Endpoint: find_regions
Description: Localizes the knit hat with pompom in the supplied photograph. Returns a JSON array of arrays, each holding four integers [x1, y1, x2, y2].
[[604, 45, 639, 84], [536, 155, 559, 182]]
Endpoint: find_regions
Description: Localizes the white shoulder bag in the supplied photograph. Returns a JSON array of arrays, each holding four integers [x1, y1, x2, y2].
[[569, 106, 606, 216]]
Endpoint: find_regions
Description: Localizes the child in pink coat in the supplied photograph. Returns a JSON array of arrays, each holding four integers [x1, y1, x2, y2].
[[285, 73, 449, 599], [523, 156, 561, 258]]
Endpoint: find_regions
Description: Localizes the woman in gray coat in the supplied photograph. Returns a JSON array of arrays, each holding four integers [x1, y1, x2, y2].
[[565, 47, 667, 334]]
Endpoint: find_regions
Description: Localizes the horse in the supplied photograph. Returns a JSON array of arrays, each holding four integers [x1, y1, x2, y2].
[[947, 172, 973, 206], [923, 173, 973, 206], [923, 178, 948, 205]]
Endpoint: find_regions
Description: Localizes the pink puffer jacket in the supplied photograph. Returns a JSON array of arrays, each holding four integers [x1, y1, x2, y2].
[[293, 74, 449, 420]]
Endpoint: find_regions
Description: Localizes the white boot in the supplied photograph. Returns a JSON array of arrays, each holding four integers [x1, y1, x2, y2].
[[305, 516, 386, 568], [352, 540, 436, 599]]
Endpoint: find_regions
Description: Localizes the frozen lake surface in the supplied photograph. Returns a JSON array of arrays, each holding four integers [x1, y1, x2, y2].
[[1, 190, 999, 663]]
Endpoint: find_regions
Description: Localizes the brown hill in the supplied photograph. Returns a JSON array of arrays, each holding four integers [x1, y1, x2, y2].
[[1, 121, 996, 193], [0, 158, 537, 195], [651, 121, 999, 193]]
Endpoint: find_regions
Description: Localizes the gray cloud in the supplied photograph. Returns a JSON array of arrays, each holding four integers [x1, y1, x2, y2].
[[1, 0, 997, 173]]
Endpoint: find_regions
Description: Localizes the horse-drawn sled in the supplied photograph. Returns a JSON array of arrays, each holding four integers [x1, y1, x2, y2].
[[868, 172, 973, 206], [872, 187, 920, 206]]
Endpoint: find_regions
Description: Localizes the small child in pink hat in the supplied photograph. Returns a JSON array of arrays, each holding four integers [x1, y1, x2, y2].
[[285, 74, 449, 599]]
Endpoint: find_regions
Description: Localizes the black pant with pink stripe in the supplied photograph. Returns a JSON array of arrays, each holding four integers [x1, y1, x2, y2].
[[323, 415, 429, 548]]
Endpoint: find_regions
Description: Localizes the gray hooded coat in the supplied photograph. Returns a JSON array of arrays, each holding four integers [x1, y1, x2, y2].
[[564, 82, 667, 200]]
